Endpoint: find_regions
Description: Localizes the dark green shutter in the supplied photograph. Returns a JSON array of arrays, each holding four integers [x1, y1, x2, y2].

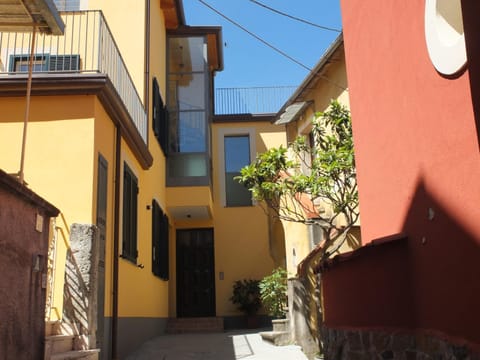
[[153, 77, 168, 155], [160, 212, 169, 280], [152, 199, 169, 280], [122, 164, 138, 263]]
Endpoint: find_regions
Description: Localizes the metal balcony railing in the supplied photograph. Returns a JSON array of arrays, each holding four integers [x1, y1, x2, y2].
[[0, 10, 147, 143], [214, 86, 297, 115]]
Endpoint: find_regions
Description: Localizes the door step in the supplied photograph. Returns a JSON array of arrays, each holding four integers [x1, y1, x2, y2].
[[44, 321, 100, 360], [50, 349, 99, 360], [260, 318, 291, 346], [166, 317, 224, 334], [260, 330, 291, 346]]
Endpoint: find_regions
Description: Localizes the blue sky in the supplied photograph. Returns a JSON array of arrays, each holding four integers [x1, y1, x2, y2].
[[182, 0, 342, 89]]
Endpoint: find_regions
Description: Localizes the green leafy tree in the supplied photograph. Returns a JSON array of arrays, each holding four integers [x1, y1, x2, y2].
[[237, 100, 359, 263]]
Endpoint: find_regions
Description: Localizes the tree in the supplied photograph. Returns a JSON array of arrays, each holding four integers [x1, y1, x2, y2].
[[237, 100, 359, 264]]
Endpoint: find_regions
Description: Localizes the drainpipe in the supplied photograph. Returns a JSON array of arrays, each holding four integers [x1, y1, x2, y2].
[[111, 126, 121, 359], [144, 0, 151, 130], [18, 24, 37, 183]]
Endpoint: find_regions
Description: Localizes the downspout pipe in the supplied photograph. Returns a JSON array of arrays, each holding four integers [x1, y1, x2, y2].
[[144, 0, 151, 131], [111, 126, 121, 359], [18, 25, 37, 183]]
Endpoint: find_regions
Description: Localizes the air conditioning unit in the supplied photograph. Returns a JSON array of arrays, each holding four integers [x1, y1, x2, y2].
[[9, 54, 80, 72], [48, 55, 80, 71]]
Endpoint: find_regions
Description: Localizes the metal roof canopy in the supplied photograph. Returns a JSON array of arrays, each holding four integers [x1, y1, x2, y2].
[[0, 0, 64, 35], [275, 101, 312, 125]]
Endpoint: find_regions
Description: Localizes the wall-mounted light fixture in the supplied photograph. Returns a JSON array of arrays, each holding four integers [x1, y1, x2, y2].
[[425, 0, 467, 76]]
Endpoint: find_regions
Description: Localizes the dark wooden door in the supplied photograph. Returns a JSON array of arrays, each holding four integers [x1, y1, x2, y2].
[[176, 229, 215, 317]]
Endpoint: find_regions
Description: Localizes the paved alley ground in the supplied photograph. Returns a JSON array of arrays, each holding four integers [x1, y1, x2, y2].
[[125, 330, 309, 360]]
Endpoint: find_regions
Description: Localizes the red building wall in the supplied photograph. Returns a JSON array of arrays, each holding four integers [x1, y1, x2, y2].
[[330, 0, 480, 350], [0, 170, 59, 359]]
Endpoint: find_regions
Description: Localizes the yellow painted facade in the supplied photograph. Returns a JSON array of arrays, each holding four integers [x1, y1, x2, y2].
[[211, 121, 286, 316], [0, 1, 287, 357], [0, 95, 96, 320]]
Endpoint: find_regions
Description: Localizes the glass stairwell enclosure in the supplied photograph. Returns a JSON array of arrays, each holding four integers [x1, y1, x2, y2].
[[167, 35, 211, 186]]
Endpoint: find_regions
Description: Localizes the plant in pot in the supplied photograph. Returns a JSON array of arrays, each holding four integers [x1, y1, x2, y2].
[[230, 279, 262, 328], [259, 267, 288, 319]]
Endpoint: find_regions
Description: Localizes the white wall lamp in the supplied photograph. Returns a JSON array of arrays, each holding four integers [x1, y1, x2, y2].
[[425, 0, 467, 76]]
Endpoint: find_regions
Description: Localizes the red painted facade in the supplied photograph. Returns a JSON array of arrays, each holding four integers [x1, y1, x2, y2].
[[323, 0, 480, 351], [0, 170, 59, 359]]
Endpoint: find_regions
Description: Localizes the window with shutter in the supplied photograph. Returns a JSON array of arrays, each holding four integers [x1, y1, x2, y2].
[[152, 77, 168, 156], [152, 199, 169, 280], [122, 163, 138, 263]]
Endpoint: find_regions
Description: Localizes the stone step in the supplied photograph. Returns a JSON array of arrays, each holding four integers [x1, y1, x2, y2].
[[45, 335, 75, 355], [166, 317, 224, 334], [272, 318, 289, 332], [45, 321, 61, 336], [260, 331, 291, 346], [50, 349, 99, 360]]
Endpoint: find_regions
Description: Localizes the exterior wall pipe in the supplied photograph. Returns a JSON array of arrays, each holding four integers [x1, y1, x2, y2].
[[19, 25, 37, 184], [144, 0, 150, 137], [111, 126, 121, 359]]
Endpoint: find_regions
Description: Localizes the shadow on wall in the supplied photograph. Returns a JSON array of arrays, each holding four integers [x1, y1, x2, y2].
[[63, 224, 99, 351], [321, 179, 480, 357], [461, 0, 480, 148], [290, 227, 361, 359]]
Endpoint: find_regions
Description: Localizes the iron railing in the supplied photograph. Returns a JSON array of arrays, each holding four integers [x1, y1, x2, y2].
[[0, 10, 147, 143], [215, 86, 297, 115]]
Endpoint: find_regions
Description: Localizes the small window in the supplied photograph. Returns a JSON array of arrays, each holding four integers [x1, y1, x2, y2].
[[152, 78, 168, 155], [152, 200, 169, 280], [9, 55, 47, 72], [122, 163, 138, 263], [224, 135, 252, 207], [9, 54, 80, 73], [54, 0, 82, 11]]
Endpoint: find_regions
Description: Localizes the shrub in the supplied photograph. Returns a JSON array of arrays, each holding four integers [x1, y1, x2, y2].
[[259, 267, 288, 318], [230, 279, 261, 316]]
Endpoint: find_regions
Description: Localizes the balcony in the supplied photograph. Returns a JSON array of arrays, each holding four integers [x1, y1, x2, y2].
[[214, 86, 296, 115], [0, 10, 147, 143]]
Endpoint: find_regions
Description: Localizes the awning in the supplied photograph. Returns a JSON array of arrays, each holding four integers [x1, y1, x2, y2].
[[0, 0, 64, 35], [275, 101, 312, 125]]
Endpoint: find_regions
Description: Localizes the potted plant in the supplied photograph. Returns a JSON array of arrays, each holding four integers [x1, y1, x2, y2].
[[259, 267, 288, 319], [230, 279, 261, 328]]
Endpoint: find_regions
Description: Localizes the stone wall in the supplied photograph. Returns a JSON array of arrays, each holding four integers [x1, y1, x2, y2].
[[323, 327, 480, 360], [288, 277, 320, 359], [63, 223, 99, 350]]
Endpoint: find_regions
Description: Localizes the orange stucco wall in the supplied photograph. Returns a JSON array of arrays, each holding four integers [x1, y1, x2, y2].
[[329, 0, 480, 348]]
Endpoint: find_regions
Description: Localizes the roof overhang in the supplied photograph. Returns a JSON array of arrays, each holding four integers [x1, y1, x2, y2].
[[161, 0, 186, 29], [0, 0, 64, 35], [275, 33, 344, 123], [275, 101, 312, 125]]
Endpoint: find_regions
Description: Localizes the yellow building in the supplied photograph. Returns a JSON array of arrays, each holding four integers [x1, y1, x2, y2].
[[273, 34, 360, 358], [0, 0, 285, 359]]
